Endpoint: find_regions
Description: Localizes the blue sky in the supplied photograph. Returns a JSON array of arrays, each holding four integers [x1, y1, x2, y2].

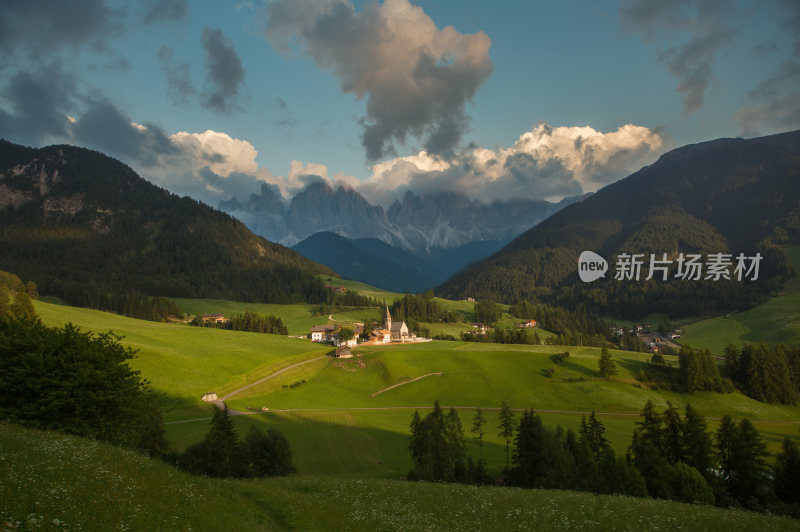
[[1, 0, 797, 207]]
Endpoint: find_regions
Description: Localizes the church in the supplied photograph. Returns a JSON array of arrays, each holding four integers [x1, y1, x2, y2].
[[371, 306, 410, 342]]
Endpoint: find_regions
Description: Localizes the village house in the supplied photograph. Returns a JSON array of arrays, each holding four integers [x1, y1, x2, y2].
[[310, 324, 336, 342], [324, 285, 347, 293], [370, 328, 392, 343], [200, 313, 227, 324], [518, 319, 538, 328]]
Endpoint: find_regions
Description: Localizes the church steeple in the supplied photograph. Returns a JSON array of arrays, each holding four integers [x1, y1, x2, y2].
[[384, 306, 392, 330]]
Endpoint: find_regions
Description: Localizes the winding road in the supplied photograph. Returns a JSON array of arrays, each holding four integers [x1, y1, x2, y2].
[[213, 356, 328, 415]]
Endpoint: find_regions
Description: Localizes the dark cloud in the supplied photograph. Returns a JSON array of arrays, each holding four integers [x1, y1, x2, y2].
[[158, 46, 195, 106], [264, 0, 493, 161], [0, 63, 75, 146], [143, 0, 188, 25], [620, 0, 737, 114], [735, 60, 800, 136], [201, 27, 246, 113], [734, 1, 800, 136], [71, 99, 177, 167], [0, 0, 122, 64]]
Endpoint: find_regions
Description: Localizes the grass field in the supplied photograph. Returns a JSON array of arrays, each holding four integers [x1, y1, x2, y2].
[[33, 300, 331, 420], [4, 422, 799, 531], [30, 299, 800, 481]]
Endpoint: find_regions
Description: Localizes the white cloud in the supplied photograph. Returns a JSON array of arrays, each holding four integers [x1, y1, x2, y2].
[[169, 129, 259, 176], [361, 122, 666, 204]]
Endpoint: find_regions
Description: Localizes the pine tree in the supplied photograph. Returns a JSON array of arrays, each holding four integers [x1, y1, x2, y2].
[[681, 404, 714, 480], [598, 346, 616, 378], [579, 412, 609, 461], [662, 402, 683, 465], [774, 437, 800, 504], [498, 401, 515, 477], [471, 406, 486, 462]]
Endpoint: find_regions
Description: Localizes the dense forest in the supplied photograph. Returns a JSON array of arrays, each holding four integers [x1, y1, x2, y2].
[[438, 131, 800, 319], [0, 140, 335, 308], [408, 400, 800, 515]]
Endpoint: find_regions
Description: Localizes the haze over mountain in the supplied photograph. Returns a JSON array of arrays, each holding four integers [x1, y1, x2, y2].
[[220, 181, 585, 251], [0, 140, 334, 306], [292, 231, 509, 293], [438, 131, 800, 319]]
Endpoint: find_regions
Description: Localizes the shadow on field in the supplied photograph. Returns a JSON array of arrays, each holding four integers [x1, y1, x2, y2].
[[165, 405, 511, 479], [554, 359, 597, 378], [615, 358, 648, 377]]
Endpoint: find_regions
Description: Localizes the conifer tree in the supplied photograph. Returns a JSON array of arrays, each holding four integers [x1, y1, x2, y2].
[[681, 404, 714, 480], [774, 437, 800, 504], [598, 346, 616, 378], [498, 401, 515, 476]]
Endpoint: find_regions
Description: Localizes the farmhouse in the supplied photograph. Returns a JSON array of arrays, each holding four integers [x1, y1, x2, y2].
[[518, 319, 538, 328], [310, 324, 336, 342], [199, 313, 227, 324], [370, 329, 392, 343]]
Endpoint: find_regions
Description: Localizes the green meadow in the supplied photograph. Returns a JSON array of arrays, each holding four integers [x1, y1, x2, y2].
[[6, 423, 798, 532], [33, 298, 800, 481], [680, 246, 800, 353]]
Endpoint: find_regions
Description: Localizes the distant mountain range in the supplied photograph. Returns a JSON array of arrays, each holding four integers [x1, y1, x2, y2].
[[220, 182, 585, 252], [0, 139, 333, 306], [438, 130, 800, 319]]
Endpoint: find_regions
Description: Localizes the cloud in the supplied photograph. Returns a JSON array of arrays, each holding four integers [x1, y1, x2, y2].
[[0, 62, 76, 146], [0, 0, 123, 65], [158, 46, 195, 105], [620, 0, 738, 114], [360, 123, 666, 204], [201, 27, 246, 113], [71, 99, 177, 167], [734, 1, 800, 136], [264, 0, 493, 161], [143, 0, 188, 25]]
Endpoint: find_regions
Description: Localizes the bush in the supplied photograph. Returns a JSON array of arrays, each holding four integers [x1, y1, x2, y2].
[[0, 316, 166, 455]]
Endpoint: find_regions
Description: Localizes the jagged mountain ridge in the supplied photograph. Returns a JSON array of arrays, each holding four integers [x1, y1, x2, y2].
[[220, 182, 585, 252]]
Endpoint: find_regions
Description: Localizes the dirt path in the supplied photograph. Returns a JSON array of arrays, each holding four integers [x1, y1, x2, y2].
[[167, 404, 800, 424], [371, 373, 442, 397], [213, 356, 328, 414]]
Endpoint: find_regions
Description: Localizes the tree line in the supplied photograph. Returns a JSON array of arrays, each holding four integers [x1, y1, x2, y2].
[[391, 291, 459, 325], [408, 400, 800, 515], [192, 309, 288, 335]]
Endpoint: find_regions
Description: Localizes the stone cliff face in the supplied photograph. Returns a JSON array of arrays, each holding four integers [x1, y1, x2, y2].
[[220, 182, 581, 252]]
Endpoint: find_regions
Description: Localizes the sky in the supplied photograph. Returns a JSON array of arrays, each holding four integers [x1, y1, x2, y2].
[[1, 0, 798, 208]]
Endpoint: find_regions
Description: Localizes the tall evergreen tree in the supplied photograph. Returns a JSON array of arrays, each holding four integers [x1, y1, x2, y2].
[[498, 401, 515, 477], [471, 406, 486, 462], [681, 404, 714, 480], [774, 437, 800, 504], [662, 402, 683, 465], [598, 346, 616, 378], [716, 416, 770, 506]]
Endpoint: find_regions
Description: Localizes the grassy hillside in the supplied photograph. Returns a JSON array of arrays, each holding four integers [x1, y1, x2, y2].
[[680, 246, 800, 353], [32, 299, 800, 480], [34, 300, 330, 420], [4, 422, 798, 531]]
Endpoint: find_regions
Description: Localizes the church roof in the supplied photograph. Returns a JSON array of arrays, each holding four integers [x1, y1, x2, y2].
[[390, 321, 407, 331]]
